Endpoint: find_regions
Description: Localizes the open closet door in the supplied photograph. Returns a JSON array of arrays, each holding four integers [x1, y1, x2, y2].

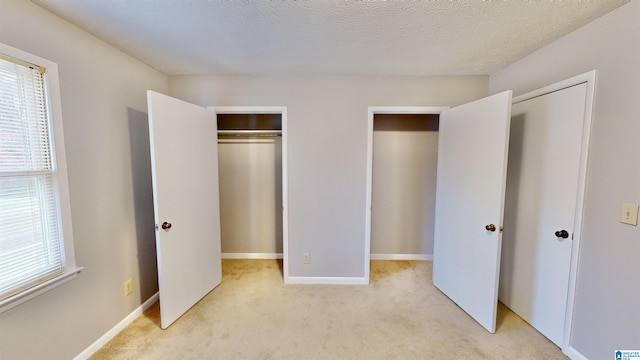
[[147, 91, 222, 329], [432, 91, 512, 333]]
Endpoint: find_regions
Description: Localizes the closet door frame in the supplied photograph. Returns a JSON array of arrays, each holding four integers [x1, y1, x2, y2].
[[210, 106, 289, 282], [510, 71, 596, 355], [364, 106, 448, 281]]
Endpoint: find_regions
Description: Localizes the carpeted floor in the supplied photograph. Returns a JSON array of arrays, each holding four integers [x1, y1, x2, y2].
[[90, 259, 567, 359]]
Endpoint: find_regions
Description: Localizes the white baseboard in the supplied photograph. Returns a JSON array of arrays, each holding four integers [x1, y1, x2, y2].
[[285, 276, 368, 285], [564, 346, 589, 360], [222, 253, 283, 259], [370, 254, 433, 261], [74, 292, 159, 360]]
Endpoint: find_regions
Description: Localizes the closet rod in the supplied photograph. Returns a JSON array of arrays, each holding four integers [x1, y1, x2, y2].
[[218, 130, 282, 138]]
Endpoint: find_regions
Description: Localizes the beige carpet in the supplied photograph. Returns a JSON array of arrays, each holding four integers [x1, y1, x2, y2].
[[90, 260, 567, 359]]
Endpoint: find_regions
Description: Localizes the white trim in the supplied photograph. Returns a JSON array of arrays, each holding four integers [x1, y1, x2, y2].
[[222, 253, 283, 259], [510, 70, 596, 354], [512, 71, 594, 104], [209, 106, 289, 284], [73, 292, 159, 360], [370, 254, 433, 261], [282, 109, 289, 284], [368, 106, 449, 115], [0, 268, 82, 314], [286, 276, 368, 285], [212, 106, 285, 114], [365, 106, 449, 284], [563, 345, 589, 360]]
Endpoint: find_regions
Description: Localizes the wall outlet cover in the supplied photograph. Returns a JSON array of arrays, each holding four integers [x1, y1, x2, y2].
[[124, 279, 133, 296], [620, 203, 639, 226]]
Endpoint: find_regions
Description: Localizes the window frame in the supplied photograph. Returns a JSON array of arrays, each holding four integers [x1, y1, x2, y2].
[[0, 42, 82, 313]]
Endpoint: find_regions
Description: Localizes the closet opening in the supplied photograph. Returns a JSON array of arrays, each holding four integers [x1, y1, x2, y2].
[[370, 113, 440, 261], [365, 107, 447, 281], [216, 112, 285, 268]]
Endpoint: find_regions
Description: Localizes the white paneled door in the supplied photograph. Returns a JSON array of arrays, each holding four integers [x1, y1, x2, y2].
[[147, 91, 222, 329], [499, 83, 588, 346], [432, 91, 513, 333]]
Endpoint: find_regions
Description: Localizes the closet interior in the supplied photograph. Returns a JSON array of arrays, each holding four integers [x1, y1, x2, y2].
[[371, 113, 439, 258], [217, 113, 283, 258]]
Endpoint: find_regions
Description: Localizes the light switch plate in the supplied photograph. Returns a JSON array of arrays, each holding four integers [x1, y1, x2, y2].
[[620, 203, 639, 226]]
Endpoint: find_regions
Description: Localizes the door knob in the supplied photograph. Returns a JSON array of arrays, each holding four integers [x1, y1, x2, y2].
[[485, 224, 496, 232], [161, 222, 172, 230], [555, 230, 569, 239]]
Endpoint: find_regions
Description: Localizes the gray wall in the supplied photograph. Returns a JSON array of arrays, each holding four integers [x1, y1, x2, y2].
[[489, 2, 639, 358], [218, 138, 283, 255], [169, 75, 487, 278], [371, 114, 439, 256], [0, 1, 168, 359]]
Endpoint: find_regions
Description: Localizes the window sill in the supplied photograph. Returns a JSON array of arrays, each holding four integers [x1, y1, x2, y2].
[[0, 267, 83, 314]]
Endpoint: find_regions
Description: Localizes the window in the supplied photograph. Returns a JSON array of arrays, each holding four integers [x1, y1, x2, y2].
[[0, 43, 80, 312]]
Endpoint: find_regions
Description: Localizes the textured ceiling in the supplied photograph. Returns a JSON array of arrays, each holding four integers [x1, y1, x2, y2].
[[32, 0, 628, 76]]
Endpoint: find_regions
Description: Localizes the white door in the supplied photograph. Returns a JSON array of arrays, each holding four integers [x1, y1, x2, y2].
[[147, 91, 222, 329], [432, 91, 513, 333], [499, 83, 587, 346]]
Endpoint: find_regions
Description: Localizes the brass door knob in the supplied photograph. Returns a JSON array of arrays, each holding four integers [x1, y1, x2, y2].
[[555, 230, 569, 239], [161, 222, 172, 230], [485, 224, 496, 232]]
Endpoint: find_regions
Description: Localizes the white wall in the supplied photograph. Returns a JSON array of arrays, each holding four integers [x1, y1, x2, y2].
[[0, 1, 168, 359], [490, 2, 639, 358], [371, 114, 439, 256], [170, 75, 487, 278]]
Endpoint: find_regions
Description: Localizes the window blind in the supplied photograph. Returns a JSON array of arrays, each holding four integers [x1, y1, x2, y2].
[[0, 56, 63, 301]]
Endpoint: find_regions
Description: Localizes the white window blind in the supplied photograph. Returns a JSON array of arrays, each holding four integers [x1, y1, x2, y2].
[[0, 56, 64, 301]]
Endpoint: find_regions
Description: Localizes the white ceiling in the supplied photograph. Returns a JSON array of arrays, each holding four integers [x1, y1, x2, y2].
[[33, 0, 627, 76]]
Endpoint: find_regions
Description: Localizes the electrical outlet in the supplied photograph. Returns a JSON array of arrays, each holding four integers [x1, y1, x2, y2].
[[620, 203, 639, 226], [124, 279, 133, 296], [303, 253, 310, 264]]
